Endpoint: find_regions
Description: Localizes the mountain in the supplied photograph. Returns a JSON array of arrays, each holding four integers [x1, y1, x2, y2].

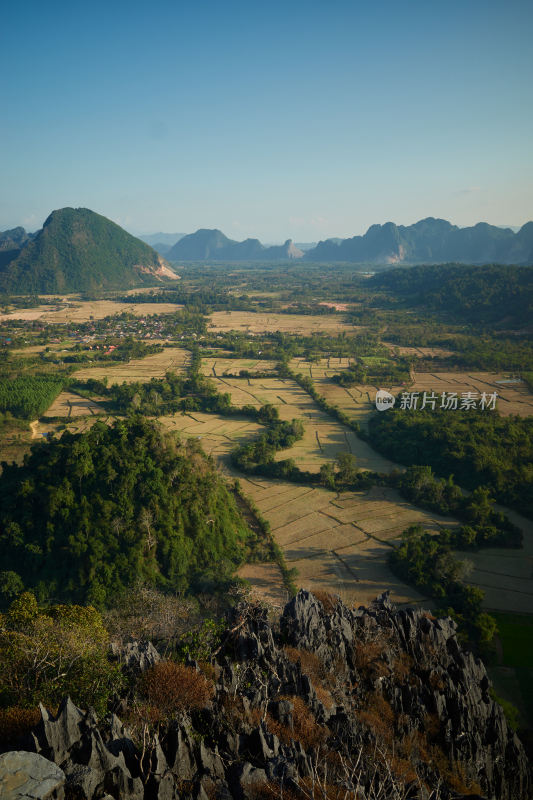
[[0, 208, 179, 293], [167, 228, 304, 261], [138, 232, 187, 247], [0, 226, 34, 251], [305, 218, 533, 264], [138, 232, 187, 255]]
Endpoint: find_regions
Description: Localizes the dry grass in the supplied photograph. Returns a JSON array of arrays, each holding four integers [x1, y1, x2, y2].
[[138, 661, 213, 715], [208, 311, 359, 335], [73, 347, 190, 385], [358, 692, 395, 745], [265, 695, 329, 750], [391, 653, 413, 682]]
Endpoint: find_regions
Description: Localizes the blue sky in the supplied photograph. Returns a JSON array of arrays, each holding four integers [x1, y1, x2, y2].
[[1, 0, 532, 241]]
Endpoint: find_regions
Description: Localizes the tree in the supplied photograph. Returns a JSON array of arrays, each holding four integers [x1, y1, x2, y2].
[[336, 452, 358, 485], [0, 593, 123, 713], [319, 463, 336, 490]]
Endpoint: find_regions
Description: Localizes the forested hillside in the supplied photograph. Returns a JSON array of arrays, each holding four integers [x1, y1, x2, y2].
[[0, 208, 176, 293], [369, 263, 533, 326], [0, 418, 252, 607]]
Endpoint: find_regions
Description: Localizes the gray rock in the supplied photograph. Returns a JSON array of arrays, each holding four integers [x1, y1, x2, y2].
[[0, 751, 65, 799], [64, 763, 103, 799], [109, 639, 160, 673]]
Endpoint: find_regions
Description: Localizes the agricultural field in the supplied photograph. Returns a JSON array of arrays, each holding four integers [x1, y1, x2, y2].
[[237, 562, 288, 607], [288, 357, 533, 424], [409, 371, 533, 418], [208, 310, 359, 335], [210, 373, 396, 473], [73, 347, 190, 384], [43, 391, 104, 418], [457, 508, 533, 615], [0, 298, 184, 323], [200, 357, 277, 377], [381, 341, 455, 358], [158, 411, 263, 461], [235, 476, 452, 608]]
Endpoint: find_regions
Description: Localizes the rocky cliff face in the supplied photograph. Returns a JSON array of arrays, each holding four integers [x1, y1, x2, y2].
[[1, 591, 530, 799]]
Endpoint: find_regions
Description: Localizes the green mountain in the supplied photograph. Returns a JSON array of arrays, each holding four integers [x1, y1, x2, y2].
[[0, 208, 178, 293]]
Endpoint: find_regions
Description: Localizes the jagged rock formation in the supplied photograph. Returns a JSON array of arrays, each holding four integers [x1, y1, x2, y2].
[[109, 640, 161, 675], [304, 218, 533, 264], [3, 591, 531, 799]]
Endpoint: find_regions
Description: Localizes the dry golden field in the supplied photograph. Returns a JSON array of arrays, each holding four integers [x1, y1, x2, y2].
[[0, 299, 183, 323], [208, 373, 397, 473], [208, 310, 359, 335], [237, 562, 288, 607], [381, 341, 456, 358], [158, 412, 263, 460], [73, 347, 190, 384], [235, 476, 450, 608], [409, 371, 533, 417], [44, 391, 104, 417], [288, 357, 533, 422], [200, 357, 277, 377]]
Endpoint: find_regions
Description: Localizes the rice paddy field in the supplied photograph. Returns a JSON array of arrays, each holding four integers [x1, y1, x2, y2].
[[409, 372, 533, 418], [158, 412, 263, 460], [237, 562, 288, 607], [44, 391, 104, 418], [234, 476, 453, 608], [288, 357, 533, 424], [0, 299, 183, 323], [200, 357, 277, 377], [208, 310, 359, 335], [73, 347, 190, 384], [209, 373, 396, 473]]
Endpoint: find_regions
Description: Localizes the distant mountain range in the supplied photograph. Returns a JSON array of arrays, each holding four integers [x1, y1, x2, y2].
[[167, 229, 304, 261], [1, 213, 531, 294], [304, 218, 533, 264], [0, 208, 178, 293], [150, 219, 533, 264]]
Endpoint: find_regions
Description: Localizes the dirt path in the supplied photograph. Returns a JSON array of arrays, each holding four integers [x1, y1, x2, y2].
[[30, 421, 40, 439]]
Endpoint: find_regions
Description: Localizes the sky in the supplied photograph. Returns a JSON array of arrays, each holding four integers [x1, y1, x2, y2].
[[1, 0, 532, 242]]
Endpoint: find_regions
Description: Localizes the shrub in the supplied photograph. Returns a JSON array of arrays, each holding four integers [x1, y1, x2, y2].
[[358, 692, 395, 745], [265, 695, 329, 751], [139, 661, 213, 716]]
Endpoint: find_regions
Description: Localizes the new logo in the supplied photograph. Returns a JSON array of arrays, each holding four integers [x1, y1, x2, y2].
[[375, 390, 395, 411]]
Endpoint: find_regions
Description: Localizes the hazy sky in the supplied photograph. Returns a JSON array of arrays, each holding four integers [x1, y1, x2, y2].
[[1, 0, 532, 241]]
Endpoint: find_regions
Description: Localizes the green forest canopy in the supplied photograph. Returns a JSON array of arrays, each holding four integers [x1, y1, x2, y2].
[[0, 375, 63, 419], [0, 417, 252, 607], [369, 404, 533, 518]]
